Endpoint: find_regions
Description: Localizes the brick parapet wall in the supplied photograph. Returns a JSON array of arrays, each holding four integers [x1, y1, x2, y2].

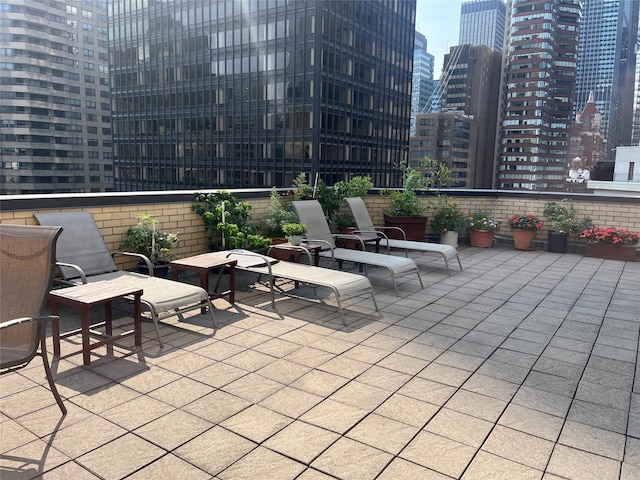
[[1, 192, 638, 263]]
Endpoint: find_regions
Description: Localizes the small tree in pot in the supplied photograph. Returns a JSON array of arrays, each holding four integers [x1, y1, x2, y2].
[[121, 213, 179, 277], [543, 199, 591, 253]]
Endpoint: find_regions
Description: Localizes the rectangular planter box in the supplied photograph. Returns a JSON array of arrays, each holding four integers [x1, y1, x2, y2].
[[383, 214, 428, 241], [584, 243, 637, 261]]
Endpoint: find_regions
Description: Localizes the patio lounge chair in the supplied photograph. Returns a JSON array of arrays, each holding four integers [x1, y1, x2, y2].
[[0, 224, 66, 414], [35, 211, 215, 348], [292, 200, 423, 295], [208, 249, 379, 325], [346, 197, 463, 275]]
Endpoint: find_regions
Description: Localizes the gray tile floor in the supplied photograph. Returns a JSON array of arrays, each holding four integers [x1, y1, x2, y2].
[[1, 246, 639, 479]]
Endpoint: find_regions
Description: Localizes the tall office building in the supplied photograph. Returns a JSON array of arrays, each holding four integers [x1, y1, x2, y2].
[[497, 0, 582, 191], [633, 31, 640, 145], [574, 0, 638, 160], [410, 32, 435, 136], [459, 0, 507, 51], [0, 0, 113, 194], [110, 0, 416, 191]]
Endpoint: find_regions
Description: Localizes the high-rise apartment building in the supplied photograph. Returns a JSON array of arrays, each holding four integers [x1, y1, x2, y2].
[[411, 44, 501, 188], [110, 0, 416, 191], [410, 32, 435, 136], [0, 0, 113, 194], [497, 0, 582, 191], [574, 0, 638, 161], [459, 0, 507, 51]]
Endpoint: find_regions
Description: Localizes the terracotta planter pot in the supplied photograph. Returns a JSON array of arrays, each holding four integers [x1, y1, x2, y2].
[[511, 229, 536, 251], [469, 230, 494, 248], [383, 214, 428, 241], [584, 243, 636, 261]]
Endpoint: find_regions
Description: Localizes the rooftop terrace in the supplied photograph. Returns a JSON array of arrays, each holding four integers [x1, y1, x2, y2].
[[2, 244, 639, 480]]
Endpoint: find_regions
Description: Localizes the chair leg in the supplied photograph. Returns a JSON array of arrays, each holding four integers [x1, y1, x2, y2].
[[39, 337, 67, 415], [370, 289, 380, 312], [205, 299, 217, 329], [443, 257, 452, 276], [456, 255, 463, 270]]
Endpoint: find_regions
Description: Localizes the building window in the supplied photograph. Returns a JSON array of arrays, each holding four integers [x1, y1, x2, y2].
[[629, 162, 635, 181]]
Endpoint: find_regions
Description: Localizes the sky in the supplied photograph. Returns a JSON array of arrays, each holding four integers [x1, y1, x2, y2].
[[415, 0, 463, 78]]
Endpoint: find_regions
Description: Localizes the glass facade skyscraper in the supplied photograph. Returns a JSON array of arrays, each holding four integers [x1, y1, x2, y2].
[[109, 0, 416, 191], [574, 0, 638, 161], [459, 0, 507, 52], [410, 31, 434, 136]]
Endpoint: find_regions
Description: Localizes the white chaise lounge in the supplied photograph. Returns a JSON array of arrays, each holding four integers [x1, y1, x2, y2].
[[292, 200, 423, 295], [346, 197, 463, 275], [208, 249, 379, 325]]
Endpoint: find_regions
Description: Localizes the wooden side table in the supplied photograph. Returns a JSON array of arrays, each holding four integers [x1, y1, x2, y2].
[[269, 243, 322, 266], [49, 281, 142, 366], [171, 254, 237, 308], [336, 233, 381, 253]]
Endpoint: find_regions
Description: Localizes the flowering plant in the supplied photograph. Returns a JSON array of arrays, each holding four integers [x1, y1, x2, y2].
[[507, 213, 543, 231], [580, 226, 640, 245], [466, 211, 501, 233], [430, 196, 466, 233]]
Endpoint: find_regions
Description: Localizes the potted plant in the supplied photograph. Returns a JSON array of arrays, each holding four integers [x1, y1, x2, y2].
[[466, 211, 501, 248], [580, 226, 639, 261], [262, 187, 298, 243], [429, 196, 465, 247], [543, 199, 576, 253], [507, 213, 543, 251], [282, 222, 307, 246], [121, 213, 179, 277], [192, 191, 269, 250], [335, 215, 357, 234], [383, 158, 451, 241]]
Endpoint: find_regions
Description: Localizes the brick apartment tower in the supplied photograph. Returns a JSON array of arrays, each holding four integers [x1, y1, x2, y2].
[[496, 0, 582, 191], [0, 0, 112, 194]]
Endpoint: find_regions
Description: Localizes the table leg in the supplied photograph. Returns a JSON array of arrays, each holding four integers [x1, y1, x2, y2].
[[81, 308, 91, 366], [200, 269, 209, 314], [134, 292, 142, 346], [228, 264, 236, 304], [105, 301, 112, 336], [50, 300, 60, 356]]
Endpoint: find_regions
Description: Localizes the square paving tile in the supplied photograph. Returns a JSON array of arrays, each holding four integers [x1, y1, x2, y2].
[[311, 437, 393, 480]]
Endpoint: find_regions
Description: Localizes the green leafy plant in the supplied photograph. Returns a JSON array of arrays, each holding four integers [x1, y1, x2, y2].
[[543, 199, 592, 234], [262, 187, 298, 237], [121, 213, 179, 264], [292, 174, 374, 229], [292, 173, 314, 200], [282, 222, 308, 236], [430, 196, 466, 233], [383, 158, 451, 216], [192, 191, 269, 250], [335, 215, 356, 230], [466, 211, 501, 233]]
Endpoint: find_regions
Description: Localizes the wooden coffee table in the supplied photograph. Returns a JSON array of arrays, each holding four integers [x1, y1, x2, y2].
[[49, 281, 142, 366], [171, 254, 237, 307]]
